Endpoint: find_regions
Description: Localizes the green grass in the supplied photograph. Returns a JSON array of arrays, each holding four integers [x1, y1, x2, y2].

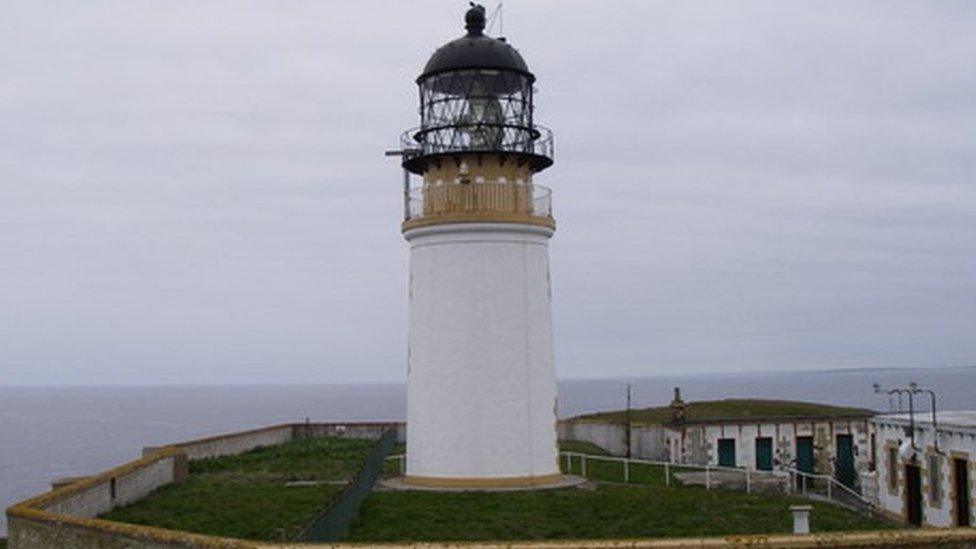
[[560, 453, 700, 485], [558, 440, 611, 455], [350, 439, 894, 542], [576, 399, 873, 424], [347, 484, 893, 542], [104, 437, 374, 541], [382, 442, 407, 476], [1, 538, 6, 549]]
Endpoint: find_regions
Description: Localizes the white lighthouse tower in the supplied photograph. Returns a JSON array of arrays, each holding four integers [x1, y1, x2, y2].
[[397, 4, 560, 488]]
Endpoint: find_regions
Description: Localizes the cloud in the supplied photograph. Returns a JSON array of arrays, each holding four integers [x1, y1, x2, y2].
[[1, 1, 973, 384]]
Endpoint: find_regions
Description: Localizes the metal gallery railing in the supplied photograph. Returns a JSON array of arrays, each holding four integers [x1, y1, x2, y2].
[[400, 125, 554, 162], [404, 182, 552, 223]]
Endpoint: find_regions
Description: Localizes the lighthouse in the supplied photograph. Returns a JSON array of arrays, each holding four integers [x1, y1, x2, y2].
[[396, 4, 560, 488]]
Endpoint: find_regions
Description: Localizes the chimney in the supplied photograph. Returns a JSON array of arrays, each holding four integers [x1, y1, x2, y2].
[[669, 387, 686, 425]]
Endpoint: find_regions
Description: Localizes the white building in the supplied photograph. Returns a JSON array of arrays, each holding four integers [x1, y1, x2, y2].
[[872, 412, 975, 527], [396, 5, 560, 488], [561, 390, 875, 489]]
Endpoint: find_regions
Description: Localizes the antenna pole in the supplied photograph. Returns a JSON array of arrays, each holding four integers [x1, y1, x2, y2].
[[625, 383, 632, 459]]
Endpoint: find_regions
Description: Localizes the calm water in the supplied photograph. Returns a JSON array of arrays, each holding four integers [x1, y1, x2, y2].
[[1, 367, 974, 535]]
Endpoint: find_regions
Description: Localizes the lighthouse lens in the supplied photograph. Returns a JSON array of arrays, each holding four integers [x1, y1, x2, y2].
[[418, 69, 534, 154]]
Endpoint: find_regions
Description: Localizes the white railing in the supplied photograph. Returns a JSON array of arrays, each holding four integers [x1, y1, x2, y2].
[[783, 467, 876, 510], [560, 452, 770, 492], [384, 451, 876, 513], [560, 452, 878, 513]]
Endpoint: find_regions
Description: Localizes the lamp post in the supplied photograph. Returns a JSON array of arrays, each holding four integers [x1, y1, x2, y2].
[[874, 382, 942, 453]]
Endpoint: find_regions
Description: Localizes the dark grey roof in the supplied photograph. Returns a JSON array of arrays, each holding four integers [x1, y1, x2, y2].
[[419, 5, 533, 81]]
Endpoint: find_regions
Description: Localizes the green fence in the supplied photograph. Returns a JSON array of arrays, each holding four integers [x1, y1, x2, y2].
[[296, 429, 397, 542]]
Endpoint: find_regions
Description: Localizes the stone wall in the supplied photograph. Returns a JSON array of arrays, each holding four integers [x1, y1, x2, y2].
[[294, 422, 406, 443], [558, 420, 668, 460], [6, 422, 402, 549]]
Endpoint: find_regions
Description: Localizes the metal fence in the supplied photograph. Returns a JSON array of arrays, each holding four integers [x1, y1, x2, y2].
[[559, 452, 878, 512], [382, 451, 878, 515], [295, 429, 397, 542]]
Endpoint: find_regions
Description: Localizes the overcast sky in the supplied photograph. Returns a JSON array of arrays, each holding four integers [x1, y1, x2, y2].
[[1, 1, 974, 385]]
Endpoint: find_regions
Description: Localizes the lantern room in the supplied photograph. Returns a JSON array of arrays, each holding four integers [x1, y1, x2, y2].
[[400, 4, 554, 231]]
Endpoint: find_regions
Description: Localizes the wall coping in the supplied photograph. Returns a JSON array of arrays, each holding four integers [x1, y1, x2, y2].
[[159, 422, 404, 452]]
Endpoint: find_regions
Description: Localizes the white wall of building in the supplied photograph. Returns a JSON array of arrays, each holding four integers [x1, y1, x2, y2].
[[873, 413, 976, 527], [405, 223, 559, 481], [665, 419, 872, 479]]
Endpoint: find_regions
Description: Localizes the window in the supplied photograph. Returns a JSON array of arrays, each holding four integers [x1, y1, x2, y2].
[[929, 454, 941, 503], [888, 447, 899, 490]]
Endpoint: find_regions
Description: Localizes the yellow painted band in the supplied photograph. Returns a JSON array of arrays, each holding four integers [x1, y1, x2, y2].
[[403, 213, 555, 231], [403, 473, 564, 488]]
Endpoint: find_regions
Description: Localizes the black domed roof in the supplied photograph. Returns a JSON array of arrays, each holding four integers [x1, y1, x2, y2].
[[419, 5, 533, 82]]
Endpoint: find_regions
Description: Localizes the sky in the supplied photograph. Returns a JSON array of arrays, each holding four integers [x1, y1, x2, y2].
[[1, 1, 974, 385]]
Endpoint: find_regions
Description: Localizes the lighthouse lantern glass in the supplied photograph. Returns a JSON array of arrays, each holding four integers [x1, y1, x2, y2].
[[417, 68, 535, 155]]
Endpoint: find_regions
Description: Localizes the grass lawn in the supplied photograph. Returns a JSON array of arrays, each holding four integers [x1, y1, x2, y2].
[[348, 484, 894, 542], [558, 440, 610, 455], [576, 399, 872, 424], [104, 437, 374, 541], [351, 439, 894, 542]]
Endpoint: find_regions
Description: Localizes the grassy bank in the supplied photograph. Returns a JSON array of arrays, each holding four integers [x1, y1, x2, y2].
[[104, 437, 373, 541], [576, 399, 873, 424], [348, 484, 893, 542], [576, 399, 874, 423]]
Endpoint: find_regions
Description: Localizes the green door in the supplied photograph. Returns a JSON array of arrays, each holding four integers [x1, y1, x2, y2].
[[835, 434, 855, 488], [906, 464, 923, 526], [755, 437, 773, 471], [796, 436, 814, 473], [718, 438, 736, 467], [796, 436, 814, 489]]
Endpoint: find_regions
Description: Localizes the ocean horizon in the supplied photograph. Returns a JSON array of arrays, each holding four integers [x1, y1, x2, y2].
[[2, 365, 974, 536]]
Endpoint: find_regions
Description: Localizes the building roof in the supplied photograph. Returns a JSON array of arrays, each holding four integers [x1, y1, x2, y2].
[[419, 5, 533, 81], [572, 399, 875, 425], [875, 410, 976, 433]]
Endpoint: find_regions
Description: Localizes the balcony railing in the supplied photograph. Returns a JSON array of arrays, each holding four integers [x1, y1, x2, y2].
[[399, 125, 554, 174], [403, 181, 553, 229]]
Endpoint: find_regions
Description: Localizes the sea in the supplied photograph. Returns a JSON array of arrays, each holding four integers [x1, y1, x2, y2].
[[1, 366, 974, 536]]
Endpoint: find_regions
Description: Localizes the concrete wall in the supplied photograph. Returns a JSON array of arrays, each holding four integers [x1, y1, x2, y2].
[[295, 422, 406, 443], [158, 425, 293, 461], [558, 421, 668, 460], [8, 422, 401, 549], [10, 514, 976, 548], [45, 456, 180, 518], [874, 416, 976, 528]]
